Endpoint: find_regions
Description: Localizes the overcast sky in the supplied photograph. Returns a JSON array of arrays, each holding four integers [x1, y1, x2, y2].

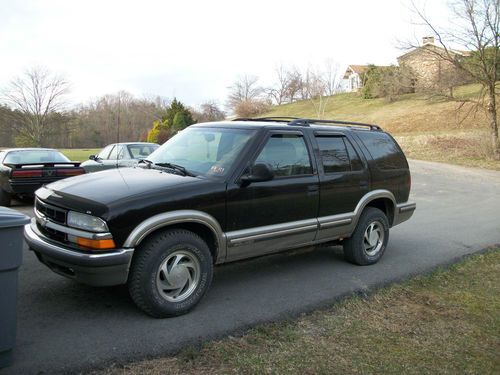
[[0, 0, 451, 108]]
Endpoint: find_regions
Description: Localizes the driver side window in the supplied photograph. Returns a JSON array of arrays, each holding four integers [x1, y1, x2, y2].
[[98, 145, 114, 160], [255, 134, 312, 177]]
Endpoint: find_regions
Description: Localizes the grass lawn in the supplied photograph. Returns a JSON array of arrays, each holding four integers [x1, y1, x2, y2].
[[59, 148, 100, 162], [97, 249, 500, 375], [264, 83, 500, 170]]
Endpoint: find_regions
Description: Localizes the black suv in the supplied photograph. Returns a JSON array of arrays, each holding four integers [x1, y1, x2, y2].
[[24, 117, 415, 317]]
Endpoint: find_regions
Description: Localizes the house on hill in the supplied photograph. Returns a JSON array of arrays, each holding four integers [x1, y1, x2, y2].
[[343, 37, 471, 94], [397, 37, 471, 92], [343, 64, 390, 92], [343, 65, 369, 92]]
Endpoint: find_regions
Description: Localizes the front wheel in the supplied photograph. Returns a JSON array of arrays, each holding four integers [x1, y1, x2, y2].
[[128, 229, 213, 318], [343, 207, 389, 266]]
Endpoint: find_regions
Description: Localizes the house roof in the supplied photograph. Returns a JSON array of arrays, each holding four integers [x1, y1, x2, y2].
[[397, 44, 470, 62]]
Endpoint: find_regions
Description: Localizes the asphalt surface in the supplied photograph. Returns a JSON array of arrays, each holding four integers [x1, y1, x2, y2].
[[3, 159, 500, 374]]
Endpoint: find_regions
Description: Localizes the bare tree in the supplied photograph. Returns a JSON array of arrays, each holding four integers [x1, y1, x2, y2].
[[192, 101, 226, 122], [409, 0, 500, 159], [304, 67, 330, 118], [323, 59, 342, 96], [285, 69, 303, 103], [2, 67, 70, 146], [266, 65, 291, 105], [226, 75, 264, 112]]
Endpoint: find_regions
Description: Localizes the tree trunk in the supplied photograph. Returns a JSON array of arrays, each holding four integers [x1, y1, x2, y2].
[[487, 85, 499, 160]]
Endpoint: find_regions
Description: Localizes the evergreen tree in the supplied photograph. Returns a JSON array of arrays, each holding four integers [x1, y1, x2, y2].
[[172, 112, 187, 132]]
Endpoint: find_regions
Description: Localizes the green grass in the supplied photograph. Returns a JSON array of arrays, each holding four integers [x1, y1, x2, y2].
[[97, 249, 500, 375], [264, 83, 500, 170], [59, 148, 100, 162]]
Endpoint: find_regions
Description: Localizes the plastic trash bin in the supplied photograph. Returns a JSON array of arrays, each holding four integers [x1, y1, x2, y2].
[[0, 207, 30, 368]]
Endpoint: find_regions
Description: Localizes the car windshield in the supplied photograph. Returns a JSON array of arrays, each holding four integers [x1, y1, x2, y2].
[[4, 150, 70, 164], [148, 127, 255, 177], [127, 144, 159, 159]]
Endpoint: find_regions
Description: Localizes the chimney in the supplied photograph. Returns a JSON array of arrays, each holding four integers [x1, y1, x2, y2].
[[422, 36, 435, 45]]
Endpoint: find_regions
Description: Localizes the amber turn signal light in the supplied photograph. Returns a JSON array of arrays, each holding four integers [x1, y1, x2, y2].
[[76, 237, 116, 250]]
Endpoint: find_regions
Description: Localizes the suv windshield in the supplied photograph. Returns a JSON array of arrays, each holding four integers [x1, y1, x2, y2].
[[147, 127, 255, 177]]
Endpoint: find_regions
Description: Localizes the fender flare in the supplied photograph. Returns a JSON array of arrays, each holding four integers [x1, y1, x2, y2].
[[123, 210, 226, 262]]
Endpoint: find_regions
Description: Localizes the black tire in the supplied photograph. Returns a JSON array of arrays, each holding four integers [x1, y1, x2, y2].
[[0, 188, 11, 207], [343, 207, 389, 266], [128, 229, 213, 318]]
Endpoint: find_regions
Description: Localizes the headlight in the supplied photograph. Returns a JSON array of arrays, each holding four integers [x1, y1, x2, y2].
[[67, 211, 109, 232]]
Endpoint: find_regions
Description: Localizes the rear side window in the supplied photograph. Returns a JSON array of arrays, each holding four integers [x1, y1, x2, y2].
[[316, 137, 350, 173], [316, 136, 363, 173], [358, 132, 407, 170]]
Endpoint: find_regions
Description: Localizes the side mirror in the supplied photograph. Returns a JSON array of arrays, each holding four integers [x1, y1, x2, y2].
[[240, 163, 274, 185], [89, 155, 96, 160]]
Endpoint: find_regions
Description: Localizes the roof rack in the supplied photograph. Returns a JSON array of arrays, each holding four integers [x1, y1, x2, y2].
[[288, 118, 381, 130], [232, 117, 381, 131], [232, 116, 300, 123]]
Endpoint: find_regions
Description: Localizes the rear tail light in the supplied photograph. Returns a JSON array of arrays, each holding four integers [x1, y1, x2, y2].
[[11, 170, 42, 178], [56, 168, 85, 177]]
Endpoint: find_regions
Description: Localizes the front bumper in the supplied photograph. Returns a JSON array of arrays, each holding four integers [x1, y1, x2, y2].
[[24, 219, 134, 286]]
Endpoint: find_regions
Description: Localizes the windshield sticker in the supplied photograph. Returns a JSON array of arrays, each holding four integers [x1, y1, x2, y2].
[[209, 165, 225, 175]]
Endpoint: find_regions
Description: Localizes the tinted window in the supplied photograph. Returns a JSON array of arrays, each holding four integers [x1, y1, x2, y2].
[[317, 137, 350, 173], [256, 134, 312, 177], [4, 150, 70, 164], [345, 138, 363, 171], [358, 132, 406, 170]]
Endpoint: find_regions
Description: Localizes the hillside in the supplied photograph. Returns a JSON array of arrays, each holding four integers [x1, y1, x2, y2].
[[264, 84, 499, 170]]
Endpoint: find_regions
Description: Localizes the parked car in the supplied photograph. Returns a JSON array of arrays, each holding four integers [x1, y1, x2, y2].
[[0, 148, 85, 207], [24, 117, 415, 318], [80, 142, 159, 173]]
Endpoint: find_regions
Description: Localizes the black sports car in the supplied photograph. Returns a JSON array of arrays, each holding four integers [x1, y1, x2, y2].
[[0, 148, 85, 207]]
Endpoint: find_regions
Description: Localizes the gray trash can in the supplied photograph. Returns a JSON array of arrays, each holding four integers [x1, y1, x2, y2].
[[0, 207, 30, 368]]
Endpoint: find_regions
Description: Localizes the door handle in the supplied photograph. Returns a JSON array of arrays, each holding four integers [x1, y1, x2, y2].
[[359, 180, 369, 188]]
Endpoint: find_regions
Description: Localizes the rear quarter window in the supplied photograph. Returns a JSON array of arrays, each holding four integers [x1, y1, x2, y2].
[[357, 131, 407, 170]]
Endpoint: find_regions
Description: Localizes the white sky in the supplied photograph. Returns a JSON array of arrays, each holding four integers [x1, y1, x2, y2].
[[0, 0, 451, 107]]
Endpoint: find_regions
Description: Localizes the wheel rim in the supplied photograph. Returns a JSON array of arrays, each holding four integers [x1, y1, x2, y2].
[[156, 250, 201, 302], [363, 221, 385, 257]]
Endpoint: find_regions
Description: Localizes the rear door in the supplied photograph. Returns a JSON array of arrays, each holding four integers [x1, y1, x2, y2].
[[225, 129, 320, 261], [313, 132, 370, 240]]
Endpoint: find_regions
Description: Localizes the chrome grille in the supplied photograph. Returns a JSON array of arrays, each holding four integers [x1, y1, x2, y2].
[[35, 198, 67, 224]]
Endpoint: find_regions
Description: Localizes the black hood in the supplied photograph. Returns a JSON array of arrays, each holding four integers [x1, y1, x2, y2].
[[36, 167, 203, 217]]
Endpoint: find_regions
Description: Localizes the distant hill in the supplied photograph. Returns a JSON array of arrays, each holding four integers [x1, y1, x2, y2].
[[264, 84, 499, 170]]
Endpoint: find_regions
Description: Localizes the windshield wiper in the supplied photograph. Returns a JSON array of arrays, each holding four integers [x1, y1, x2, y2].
[[154, 162, 197, 177]]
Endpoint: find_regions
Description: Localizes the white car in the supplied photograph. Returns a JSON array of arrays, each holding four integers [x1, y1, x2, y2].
[[80, 142, 159, 173]]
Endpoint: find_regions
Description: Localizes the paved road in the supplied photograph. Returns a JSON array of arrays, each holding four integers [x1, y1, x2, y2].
[[3, 160, 500, 374]]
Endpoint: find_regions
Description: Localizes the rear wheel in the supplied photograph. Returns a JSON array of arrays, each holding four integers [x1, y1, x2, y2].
[[128, 229, 213, 318], [0, 189, 11, 207], [343, 207, 389, 265]]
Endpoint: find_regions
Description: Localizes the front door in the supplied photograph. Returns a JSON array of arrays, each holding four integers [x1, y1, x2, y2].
[[225, 130, 320, 261]]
